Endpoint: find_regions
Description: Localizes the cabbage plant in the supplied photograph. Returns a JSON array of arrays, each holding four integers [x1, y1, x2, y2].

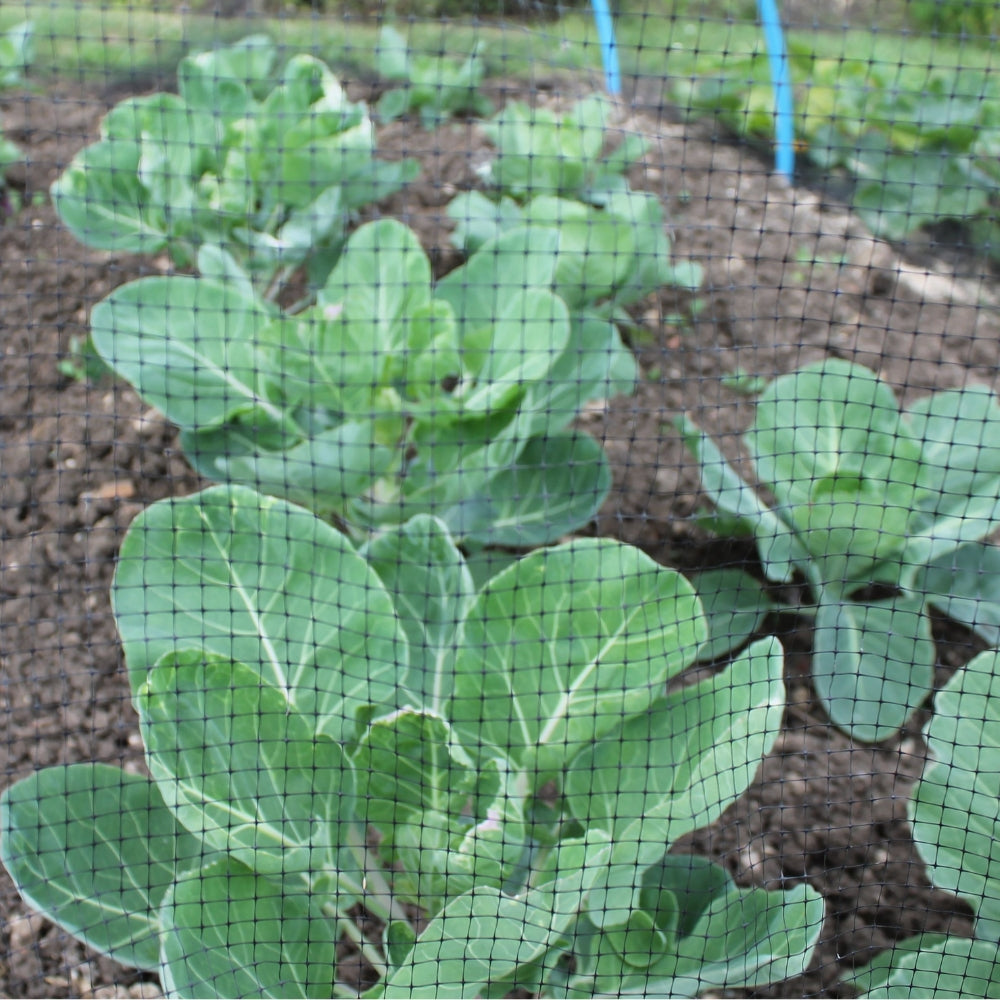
[[848, 648, 1000, 997], [680, 359, 1000, 742], [51, 35, 417, 296], [89, 218, 636, 546], [447, 188, 703, 324], [375, 25, 493, 126], [479, 94, 646, 203], [2, 487, 822, 998]]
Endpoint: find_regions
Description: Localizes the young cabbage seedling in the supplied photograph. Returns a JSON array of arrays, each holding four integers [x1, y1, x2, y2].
[[2, 489, 822, 998], [680, 358, 1000, 742], [89, 218, 637, 547], [51, 35, 417, 298], [375, 25, 493, 127]]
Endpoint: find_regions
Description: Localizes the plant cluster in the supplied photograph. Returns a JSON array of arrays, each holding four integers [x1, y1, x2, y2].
[[448, 94, 703, 327], [1, 487, 823, 998], [681, 359, 1000, 742], [0, 33, 825, 998], [676, 49, 1000, 256], [847, 648, 1000, 997], [51, 35, 418, 296], [375, 25, 493, 127]]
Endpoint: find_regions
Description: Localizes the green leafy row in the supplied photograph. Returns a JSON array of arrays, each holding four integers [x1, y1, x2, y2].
[[1, 21, 34, 214], [681, 359, 1000, 742], [2, 486, 823, 998], [675, 50, 1000, 253], [847, 648, 1000, 997]]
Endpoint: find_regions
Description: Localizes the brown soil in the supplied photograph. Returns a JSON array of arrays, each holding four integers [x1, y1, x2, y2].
[[2, 69, 999, 999]]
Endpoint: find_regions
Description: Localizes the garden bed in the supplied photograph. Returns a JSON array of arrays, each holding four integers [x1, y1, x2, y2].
[[2, 70, 999, 998]]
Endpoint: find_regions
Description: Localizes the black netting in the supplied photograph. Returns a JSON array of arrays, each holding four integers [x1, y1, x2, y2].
[[2, 2, 1000, 997]]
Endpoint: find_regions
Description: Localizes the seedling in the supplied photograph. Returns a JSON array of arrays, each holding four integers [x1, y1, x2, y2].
[[50, 36, 418, 297], [89, 219, 637, 546], [375, 25, 493, 127], [681, 359, 1000, 741]]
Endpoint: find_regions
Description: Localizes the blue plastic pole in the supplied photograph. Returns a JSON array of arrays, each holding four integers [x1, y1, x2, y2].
[[757, 0, 795, 179], [587, 0, 795, 178], [590, 0, 621, 95]]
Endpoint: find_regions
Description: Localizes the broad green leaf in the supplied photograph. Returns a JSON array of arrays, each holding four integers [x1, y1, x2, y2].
[[851, 935, 1000, 998], [660, 881, 824, 995], [692, 568, 773, 662], [677, 414, 805, 584], [196, 243, 256, 299], [435, 226, 560, 332], [91, 276, 279, 431], [178, 35, 275, 110], [748, 359, 920, 524], [913, 650, 1000, 938], [812, 597, 935, 743], [321, 219, 431, 351], [441, 430, 611, 548], [906, 385, 1000, 510], [447, 190, 525, 252], [524, 316, 637, 436], [456, 288, 569, 413], [566, 637, 784, 845], [361, 515, 474, 710], [113, 484, 408, 740], [915, 542, 1000, 645], [451, 538, 706, 776], [0, 764, 208, 972], [51, 139, 168, 254], [351, 708, 478, 841], [139, 650, 356, 880], [901, 385, 1000, 566], [160, 857, 339, 999]]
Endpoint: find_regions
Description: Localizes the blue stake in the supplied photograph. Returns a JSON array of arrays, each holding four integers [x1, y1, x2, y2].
[[587, 0, 795, 178], [757, 0, 795, 179], [590, 0, 621, 95]]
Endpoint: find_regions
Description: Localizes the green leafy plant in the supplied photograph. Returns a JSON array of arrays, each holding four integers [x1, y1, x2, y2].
[[50, 35, 417, 296], [909, 0, 1000, 40], [449, 94, 702, 324], [447, 188, 703, 325], [2, 486, 822, 998], [479, 94, 646, 202], [375, 25, 493, 127], [847, 648, 1000, 997], [680, 359, 1000, 742], [89, 217, 636, 546]]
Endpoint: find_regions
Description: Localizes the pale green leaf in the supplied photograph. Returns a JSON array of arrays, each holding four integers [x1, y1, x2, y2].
[[160, 857, 338, 999], [813, 597, 935, 742], [113, 484, 408, 741], [451, 538, 706, 777], [566, 637, 784, 846], [139, 650, 355, 880], [1, 764, 208, 972]]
